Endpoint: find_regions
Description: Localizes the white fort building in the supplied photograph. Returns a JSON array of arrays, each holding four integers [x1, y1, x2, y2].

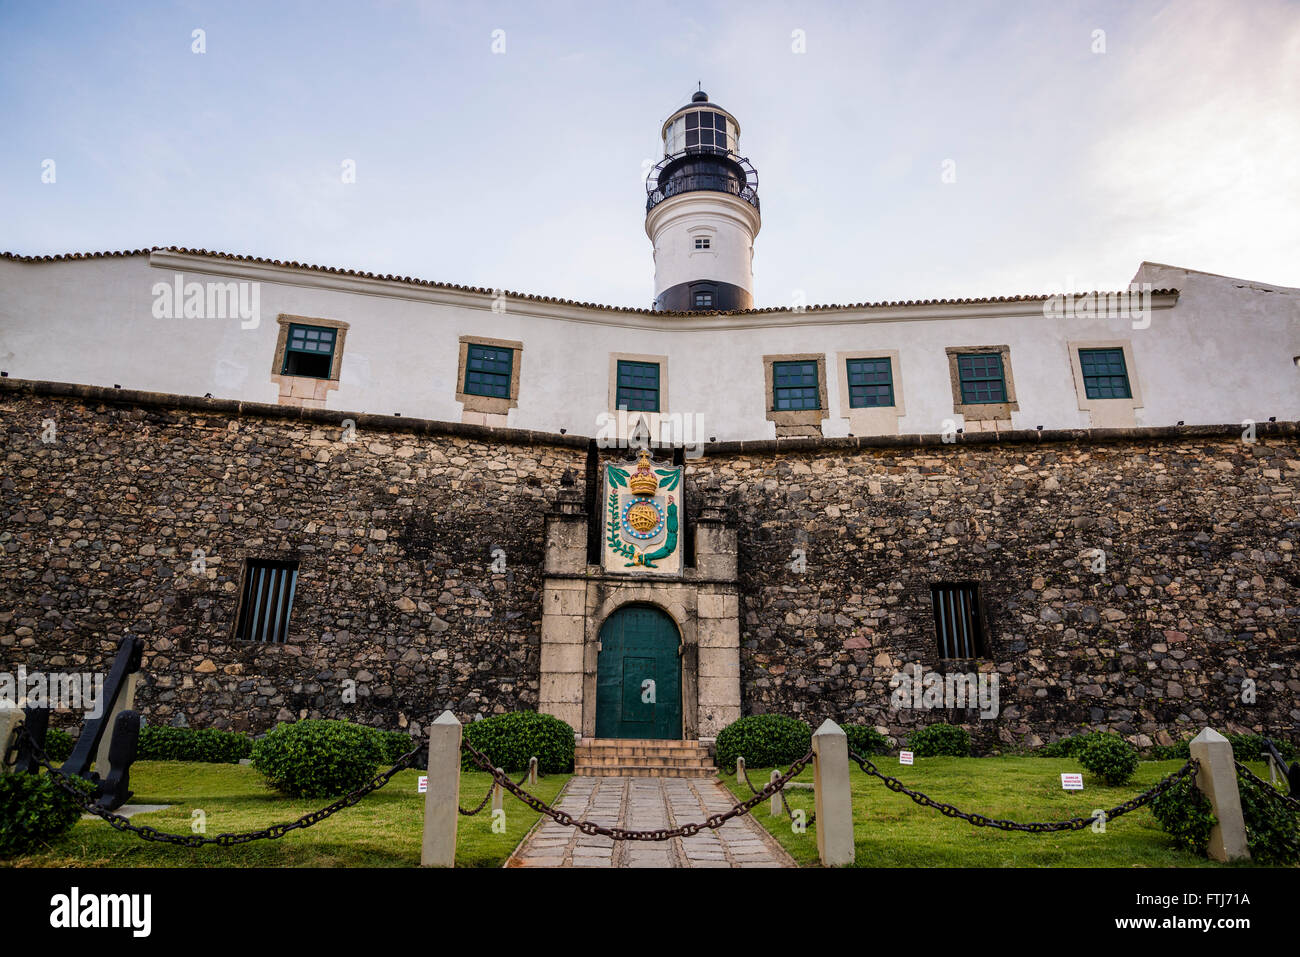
[[1, 91, 1297, 758], [2, 89, 1297, 445]]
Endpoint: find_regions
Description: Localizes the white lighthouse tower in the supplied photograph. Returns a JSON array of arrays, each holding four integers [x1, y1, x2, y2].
[[645, 90, 761, 312]]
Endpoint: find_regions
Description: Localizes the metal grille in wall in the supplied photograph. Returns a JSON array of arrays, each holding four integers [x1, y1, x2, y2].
[[931, 583, 984, 658], [236, 559, 300, 644]]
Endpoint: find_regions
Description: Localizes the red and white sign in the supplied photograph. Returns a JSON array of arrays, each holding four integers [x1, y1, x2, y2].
[[899, 751, 914, 766], [1061, 773, 1084, 790], [418, 775, 428, 793]]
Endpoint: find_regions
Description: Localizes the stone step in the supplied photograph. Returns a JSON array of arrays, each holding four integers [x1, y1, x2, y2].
[[575, 756, 713, 770], [575, 755, 712, 765], [576, 764, 718, 778], [576, 746, 711, 760], [577, 738, 705, 751], [577, 764, 717, 780], [574, 743, 707, 759], [574, 738, 717, 778]]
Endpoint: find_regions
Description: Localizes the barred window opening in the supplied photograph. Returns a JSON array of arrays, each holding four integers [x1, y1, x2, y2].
[[931, 582, 985, 659], [236, 559, 300, 644]]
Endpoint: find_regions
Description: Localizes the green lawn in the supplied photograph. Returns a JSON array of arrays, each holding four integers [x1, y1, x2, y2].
[[9, 757, 1285, 869], [723, 756, 1282, 867], [4, 761, 570, 869]]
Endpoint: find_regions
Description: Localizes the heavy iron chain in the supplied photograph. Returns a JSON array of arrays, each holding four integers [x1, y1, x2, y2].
[[738, 759, 815, 826], [15, 722, 425, 847], [460, 736, 815, 841], [460, 766, 535, 815], [779, 786, 812, 825], [847, 747, 1200, 833], [1235, 760, 1300, 812], [459, 782, 495, 816]]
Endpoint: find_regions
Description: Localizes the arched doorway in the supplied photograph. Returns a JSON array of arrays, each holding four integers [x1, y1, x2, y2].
[[595, 604, 683, 739]]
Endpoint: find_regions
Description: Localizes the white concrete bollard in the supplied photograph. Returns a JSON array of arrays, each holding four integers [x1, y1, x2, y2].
[[769, 769, 782, 816], [528, 756, 538, 787], [812, 718, 855, 867], [421, 711, 462, 868], [736, 755, 745, 782], [492, 769, 505, 813], [0, 707, 23, 774], [1189, 727, 1250, 863]]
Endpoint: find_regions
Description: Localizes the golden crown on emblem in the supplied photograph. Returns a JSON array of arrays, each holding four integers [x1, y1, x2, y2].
[[628, 449, 659, 496]]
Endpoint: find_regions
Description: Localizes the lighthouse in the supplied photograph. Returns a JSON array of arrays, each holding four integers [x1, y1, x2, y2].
[[645, 90, 761, 312]]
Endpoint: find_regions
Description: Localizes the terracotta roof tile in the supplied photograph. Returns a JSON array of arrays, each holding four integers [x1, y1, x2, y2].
[[0, 246, 1179, 316]]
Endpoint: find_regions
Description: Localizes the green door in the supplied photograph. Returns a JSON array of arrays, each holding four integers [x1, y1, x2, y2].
[[596, 606, 682, 739]]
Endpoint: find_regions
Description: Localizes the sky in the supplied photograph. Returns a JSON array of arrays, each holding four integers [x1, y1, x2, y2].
[[1, 0, 1298, 308]]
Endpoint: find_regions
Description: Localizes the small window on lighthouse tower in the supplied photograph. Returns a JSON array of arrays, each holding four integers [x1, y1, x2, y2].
[[694, 236, 710, 250]]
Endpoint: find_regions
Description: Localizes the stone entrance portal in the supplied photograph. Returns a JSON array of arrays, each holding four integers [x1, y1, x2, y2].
[[539, 454, 740, 746], [595, 605, 682, 739]]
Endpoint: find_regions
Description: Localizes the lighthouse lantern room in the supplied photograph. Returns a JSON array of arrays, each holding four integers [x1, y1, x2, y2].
[[645, 90, 761, 313]]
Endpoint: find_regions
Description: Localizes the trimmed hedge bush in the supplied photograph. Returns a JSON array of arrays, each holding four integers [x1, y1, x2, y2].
[[907, 723, 970, 757], [371, 729, 416, 765], [0, 772, 95, 858], [1238, 773, 1300, 864], [844, 725, 891, 757], [715, 715, 811, 770], [1150, 774, 1217, 854], [1078, 733, 1139, 786], [1039, 731, 1110, 758], [137, 725, 252, 763], [44, 728, 75, 762], [252, 720, 384, 798], [1225, 734, 1296, 763], [460, 712, 575, 774], [1152, 771, 1300, 864], [1148, 739, 1191, 761], [1148, 734, 1296, 763]]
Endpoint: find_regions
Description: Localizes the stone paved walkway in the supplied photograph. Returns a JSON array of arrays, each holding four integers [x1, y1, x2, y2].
[[507, 776, 795, 868]]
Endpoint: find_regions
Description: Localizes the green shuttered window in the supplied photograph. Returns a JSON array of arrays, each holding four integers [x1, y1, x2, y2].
[[1079, 348, 1132, 399], [282, 324, 336, 379], [846, 357, 895, 408], [464, 345, 514, 398], [772, 360, 820, 411], [956, 353, 1007, 404], [616, 360, 661, 412]]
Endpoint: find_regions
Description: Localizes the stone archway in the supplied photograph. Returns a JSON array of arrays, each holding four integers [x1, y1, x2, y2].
[[539, 474, 740, 745]]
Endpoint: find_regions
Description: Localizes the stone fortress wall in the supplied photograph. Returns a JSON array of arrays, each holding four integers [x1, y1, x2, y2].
[[2, 378, 1296, 748]]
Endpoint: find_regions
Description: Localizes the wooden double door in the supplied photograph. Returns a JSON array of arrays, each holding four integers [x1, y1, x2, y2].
[[594, 605, 682, 740]]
